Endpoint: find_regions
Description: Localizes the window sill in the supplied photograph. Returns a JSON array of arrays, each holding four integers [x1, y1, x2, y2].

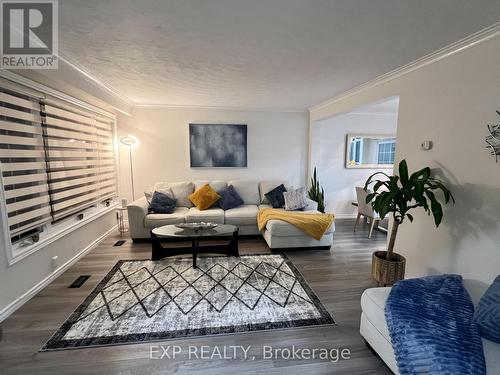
[[7, 202, 119, 267]]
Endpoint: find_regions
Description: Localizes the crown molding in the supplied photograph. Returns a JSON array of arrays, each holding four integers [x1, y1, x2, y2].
[[57, 53, 134, 108], [348, 111, 398, 117], [133, 103, 308, 114], [309, 22, 500, 113]]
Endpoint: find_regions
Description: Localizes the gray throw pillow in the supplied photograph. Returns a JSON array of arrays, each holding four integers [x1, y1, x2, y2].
[[154, 182, 194, 207], [149, 191, 177, 214], [144, 190, 153, 205], [284, 187, 307, 211], [217, 185, 244, 210]]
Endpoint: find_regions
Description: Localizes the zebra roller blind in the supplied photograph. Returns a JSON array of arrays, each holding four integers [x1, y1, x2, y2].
[[0, 88, 52, 240], [0, 82, 117, 244], [41, 101, 117, 221]]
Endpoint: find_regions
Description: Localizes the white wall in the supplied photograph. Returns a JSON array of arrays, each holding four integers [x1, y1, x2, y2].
[[0, 210, 116, 319], [117, 107, 309, 201], [310, 33, 500, 284], [311, 112, 398, 216]]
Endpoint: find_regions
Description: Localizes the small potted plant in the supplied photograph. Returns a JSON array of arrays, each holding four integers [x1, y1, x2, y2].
[[364, 159, 454, 286], [308, 167, 325, 213]]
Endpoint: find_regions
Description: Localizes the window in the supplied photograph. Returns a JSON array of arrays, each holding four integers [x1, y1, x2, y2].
[[377, 140, 396, 164], [0, 81, 117, 253], [41, 102, 116, 221], [0, 89, 51, 243], [349, 137, 363, 164]]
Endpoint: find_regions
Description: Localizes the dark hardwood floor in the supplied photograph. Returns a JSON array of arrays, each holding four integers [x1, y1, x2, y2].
[[0, 219, 391, 374]]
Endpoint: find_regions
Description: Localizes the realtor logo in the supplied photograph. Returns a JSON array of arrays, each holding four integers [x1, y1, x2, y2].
[[1, 0, 58, 69]]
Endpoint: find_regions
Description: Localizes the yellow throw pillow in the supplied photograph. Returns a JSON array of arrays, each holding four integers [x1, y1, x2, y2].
[[188, 184, 221, 210]]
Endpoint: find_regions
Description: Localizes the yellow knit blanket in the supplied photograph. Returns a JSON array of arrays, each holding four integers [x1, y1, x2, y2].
[[257, 208, 334, 241]]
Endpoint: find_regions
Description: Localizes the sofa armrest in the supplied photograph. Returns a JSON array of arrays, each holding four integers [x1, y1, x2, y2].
[[127, 197, 149, 239], [304, 198, 318, 211]]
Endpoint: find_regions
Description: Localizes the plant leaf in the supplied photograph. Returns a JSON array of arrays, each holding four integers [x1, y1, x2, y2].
[[410, 167, 430, 182], [427, 178, 455, 204], [365, 193, 377, 203], [373, 180, 388, 192], [399, 159, 409, 186], [425, 190, 443, 227], [364, 172, 391, 190]]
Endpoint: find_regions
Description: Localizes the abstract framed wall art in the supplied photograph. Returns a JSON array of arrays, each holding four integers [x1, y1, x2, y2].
[[189, 123, 248, 167]]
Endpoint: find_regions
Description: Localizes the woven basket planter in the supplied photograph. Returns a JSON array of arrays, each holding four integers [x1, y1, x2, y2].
[[372, 251, 406, 286]]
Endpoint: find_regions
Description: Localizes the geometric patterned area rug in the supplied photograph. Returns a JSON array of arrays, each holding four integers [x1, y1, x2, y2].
[[42, 254, 335, 350]]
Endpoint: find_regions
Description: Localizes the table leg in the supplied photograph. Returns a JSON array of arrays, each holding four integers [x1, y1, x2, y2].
[[117, 210, 125, 235], [151, 232, 162, 260], [192, 239, 198, 268], [230, 229, 239, 257]]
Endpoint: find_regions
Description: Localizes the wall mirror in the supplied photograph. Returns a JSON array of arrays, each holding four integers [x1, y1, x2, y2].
[[345, 134, 396, 169]]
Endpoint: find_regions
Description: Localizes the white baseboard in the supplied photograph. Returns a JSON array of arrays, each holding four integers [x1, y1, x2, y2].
[[0, 225, 117, 322]]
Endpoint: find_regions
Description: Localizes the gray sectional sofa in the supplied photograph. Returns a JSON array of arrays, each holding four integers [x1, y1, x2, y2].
[[127, 180, 335, 249]]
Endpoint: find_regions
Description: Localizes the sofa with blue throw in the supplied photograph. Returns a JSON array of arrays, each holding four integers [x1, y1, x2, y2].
[[360, 278, 500, 374]]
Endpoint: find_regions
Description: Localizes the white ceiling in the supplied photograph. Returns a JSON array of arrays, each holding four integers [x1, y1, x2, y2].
[[58, 0, 500, 110]]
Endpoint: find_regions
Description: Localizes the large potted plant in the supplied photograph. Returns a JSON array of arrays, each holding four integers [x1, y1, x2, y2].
[[364, 159, 454, 286]]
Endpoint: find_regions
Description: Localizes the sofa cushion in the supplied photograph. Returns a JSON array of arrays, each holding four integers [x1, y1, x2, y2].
[[218, 185, 244, 210], [194, 180, 227, 192], [144, 207, 189, 229], [265, 213, 335, 237], [149, 191, 177, 214], [154, 181, 194, 207], [474, 275, 500, 343], [186, 207, 225, 224], [228, 180, 260, 205], [259, 181, 290, 204], [224, 205, 258, 226], [265, 184, 287, 208], [189, 184, 221, 210]]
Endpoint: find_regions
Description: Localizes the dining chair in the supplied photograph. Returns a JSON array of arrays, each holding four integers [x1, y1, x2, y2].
[[354, 186, 380, 238]]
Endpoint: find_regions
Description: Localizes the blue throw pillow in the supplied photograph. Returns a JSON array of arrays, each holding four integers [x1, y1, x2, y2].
[[474, 275, 500, 343], [149, 191, 177, 214], [218, 185, 244, 210], [265, 184, 287, 208]]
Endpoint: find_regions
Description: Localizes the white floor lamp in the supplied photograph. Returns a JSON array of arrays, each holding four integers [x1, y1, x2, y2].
[[120, 134, 139, 201]]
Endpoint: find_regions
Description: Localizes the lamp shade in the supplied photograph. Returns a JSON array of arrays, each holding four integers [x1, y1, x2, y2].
[[120, 134, 139, 147]]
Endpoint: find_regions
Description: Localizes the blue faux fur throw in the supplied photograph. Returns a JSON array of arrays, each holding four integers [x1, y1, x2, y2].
[[385, 275, 485, 375]]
